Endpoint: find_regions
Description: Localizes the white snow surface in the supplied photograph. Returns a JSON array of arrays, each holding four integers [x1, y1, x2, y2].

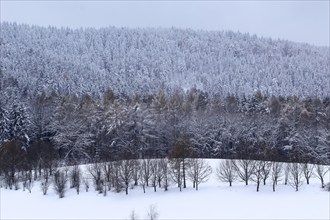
[[1, 159, 329, 219]]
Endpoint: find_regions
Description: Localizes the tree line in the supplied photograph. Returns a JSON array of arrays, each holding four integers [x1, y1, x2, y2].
[[1, 156, 329, 199], [1, 88, 329, 178]]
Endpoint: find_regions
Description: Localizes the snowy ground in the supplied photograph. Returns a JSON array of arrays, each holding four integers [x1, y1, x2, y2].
[[1, 159, 329, 219]]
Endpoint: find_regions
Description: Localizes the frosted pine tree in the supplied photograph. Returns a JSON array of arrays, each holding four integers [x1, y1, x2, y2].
[[8, 102, 31, 149], [0, 104, 10, 142]]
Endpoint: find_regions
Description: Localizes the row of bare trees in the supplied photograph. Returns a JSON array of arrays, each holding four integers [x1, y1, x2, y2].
[[86, 158, 212, 195], [216, 159, 329, 192], [1, 158, 328, 198]]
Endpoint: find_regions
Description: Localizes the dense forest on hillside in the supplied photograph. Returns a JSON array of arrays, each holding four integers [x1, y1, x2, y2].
[[1, 22, 329, 100], [0, 23, 329, 176]]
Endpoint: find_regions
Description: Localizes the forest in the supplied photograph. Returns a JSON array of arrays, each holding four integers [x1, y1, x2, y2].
[[0, 23, 329, 179]]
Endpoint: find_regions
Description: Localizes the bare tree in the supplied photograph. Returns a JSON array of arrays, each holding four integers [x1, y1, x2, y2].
[[83, 177, 90, 192], [301, 163, 314, 185], [261, 161, 272, 185], [139, 166, 147, 193], [187, 158, 212, 191], [284, 163, 290, 185], [112, 160, 122, 193], [146, 204, 159, 220], [288, 163, 303, 191], [119, 159, 134, 195], [87, 162, 103, 193], [26, 178, 33, 193], [132, 160, 140, 186], [159, 158, 170, 191], [141, 159, 152, 187], [315, 164, 329, 188], [234, 159, 256, 185], [170, 158, 182, 191], [150, 160, 158, 192], [156, 160, 164, 188], [102, 162, 112, 191], [216, 159, 236, 187], [69, 164, 81, 194], [22, 170, 33, 193], [41, 169, 51, 195], [252, 160, 263, 192], [170, 134, 193, 189], [271, 162, 282, 192], [53, 170, 67, 198]]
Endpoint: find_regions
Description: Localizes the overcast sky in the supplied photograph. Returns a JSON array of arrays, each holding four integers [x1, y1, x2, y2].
[[1, 1, 329, 46]]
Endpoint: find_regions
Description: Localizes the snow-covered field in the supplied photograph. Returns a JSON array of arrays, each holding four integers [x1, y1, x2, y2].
[[1, 159, 329, 219]]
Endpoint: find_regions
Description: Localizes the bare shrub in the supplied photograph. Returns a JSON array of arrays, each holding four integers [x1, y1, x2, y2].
[[146, 204, 159, 220], [129, 210, 139, 220]]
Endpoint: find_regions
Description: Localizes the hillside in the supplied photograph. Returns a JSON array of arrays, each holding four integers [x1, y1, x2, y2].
[[1, 22, 329, 99]]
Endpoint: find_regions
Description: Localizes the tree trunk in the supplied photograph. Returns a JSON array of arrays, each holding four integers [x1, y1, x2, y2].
[[126, 186, 128, 195], [272, 182, 275, 192], [183, 160, 186, 188], [196, 183, 198, 191], [229, 181, 232, 187], [321, 177, 324, 188], [256, 182, 260, 192]]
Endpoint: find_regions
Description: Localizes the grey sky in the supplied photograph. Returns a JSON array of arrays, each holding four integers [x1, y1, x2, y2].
[[1, 1, 329, 46]]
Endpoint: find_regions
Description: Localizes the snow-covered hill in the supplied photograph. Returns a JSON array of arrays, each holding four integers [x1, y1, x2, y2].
[[1, 22, 329, 99]]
